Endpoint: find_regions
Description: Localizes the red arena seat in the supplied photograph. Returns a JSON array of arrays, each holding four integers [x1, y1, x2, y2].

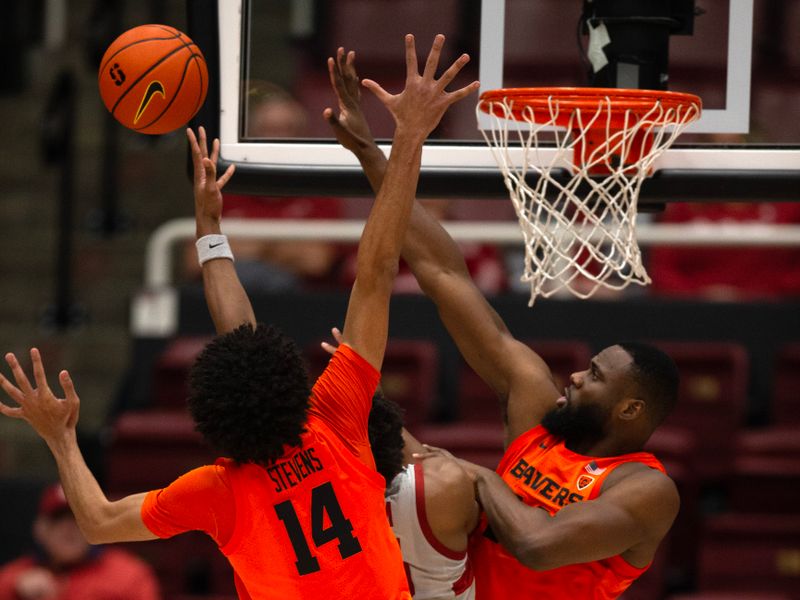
[[736, 425, 800, 458], [645, 426, 701, 590], [729, 454, 800, 514], [106, 412, 234, 596], [653, 341, 750, 481], [105, 410, 215, 497], [695, 513, 800, 595], [773, 344, 800, 425], [152, 336, 212, 409], [729, 426, 800, 514]]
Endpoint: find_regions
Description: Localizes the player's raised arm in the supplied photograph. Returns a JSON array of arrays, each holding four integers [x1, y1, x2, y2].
[[0, 350, 156, 544], [324, 47, 389, 193], [338, 34, 479, 371], [326, 47, 558, 442], [186, 126, 254, 335]]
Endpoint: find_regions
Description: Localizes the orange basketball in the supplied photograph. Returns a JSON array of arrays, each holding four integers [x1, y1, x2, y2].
[[98, 24, 208, 135]]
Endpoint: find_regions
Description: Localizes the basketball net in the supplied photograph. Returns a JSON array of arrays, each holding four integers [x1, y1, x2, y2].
[[478, 88, 701, 305]]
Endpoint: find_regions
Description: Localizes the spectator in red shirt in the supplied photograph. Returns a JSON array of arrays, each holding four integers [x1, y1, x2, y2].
[[0, 484, 160, 600]]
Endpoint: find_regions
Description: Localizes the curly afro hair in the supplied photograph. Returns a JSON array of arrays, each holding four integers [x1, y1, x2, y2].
[[188, 323, 311, 466], [368, 390, 406, 485]]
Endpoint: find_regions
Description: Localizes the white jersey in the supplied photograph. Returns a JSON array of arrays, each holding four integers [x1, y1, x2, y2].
[[386, 463, 475, 600]]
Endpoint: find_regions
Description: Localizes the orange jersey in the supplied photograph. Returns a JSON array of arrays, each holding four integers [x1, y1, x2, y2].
[[141, 345, 410, 600], [470, 425, 666, 600]]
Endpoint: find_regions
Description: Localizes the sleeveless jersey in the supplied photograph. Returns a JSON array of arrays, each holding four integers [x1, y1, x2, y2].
[[386, 463, 475, 600], [470, 425, 666, 600], [142, 345, 410, 600]]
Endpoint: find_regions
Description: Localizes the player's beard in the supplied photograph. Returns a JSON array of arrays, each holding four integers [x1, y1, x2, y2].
[[541, 402, 610, 453]]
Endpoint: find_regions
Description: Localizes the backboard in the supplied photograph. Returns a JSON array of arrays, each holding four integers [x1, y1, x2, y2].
[[186, 0, 800, 203]]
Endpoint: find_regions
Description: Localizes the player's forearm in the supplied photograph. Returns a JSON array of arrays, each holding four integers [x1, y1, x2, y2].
[[355, 146, 474, 296], [195, 215, 256, 334], [47, 432, 116, 544], [474, 468, 557, 570], [201, 259, 256, 334], [476, 468, 613, 569], [352, 143, 388, 195], [356, 131, 423, 279], [49, 435, 153, 544], [349, 125, 473, 291], [404, 201, 472, 288]]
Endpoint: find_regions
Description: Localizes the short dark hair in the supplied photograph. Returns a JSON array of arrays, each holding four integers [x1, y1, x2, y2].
[[188, 323, 311, 465], [368, 391, 405, 485], [617, 342, 679, 427]]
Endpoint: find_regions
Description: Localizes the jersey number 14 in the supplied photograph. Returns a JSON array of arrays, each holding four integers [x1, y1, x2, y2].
[[275, 481, 363, 575]]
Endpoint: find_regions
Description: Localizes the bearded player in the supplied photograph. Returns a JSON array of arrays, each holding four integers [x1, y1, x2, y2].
[[325, 46, 680, 599]]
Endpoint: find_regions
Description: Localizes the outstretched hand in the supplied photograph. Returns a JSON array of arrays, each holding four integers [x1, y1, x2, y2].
[[0, 349, 80, 445], [324, 48, 376, 155], [187, 126, 235, 235], [361, 34, 480, 141]]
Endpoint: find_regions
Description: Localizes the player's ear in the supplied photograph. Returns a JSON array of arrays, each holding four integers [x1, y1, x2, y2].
[[618, 398, 645, 421]]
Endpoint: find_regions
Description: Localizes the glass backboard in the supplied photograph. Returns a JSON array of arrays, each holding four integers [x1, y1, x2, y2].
[[187, 0, 800, 203]]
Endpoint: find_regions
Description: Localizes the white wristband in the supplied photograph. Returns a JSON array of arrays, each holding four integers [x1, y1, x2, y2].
[[196, 234, 234, 266]]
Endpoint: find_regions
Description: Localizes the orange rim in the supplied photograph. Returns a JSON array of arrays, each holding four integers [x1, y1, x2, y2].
[[479, 87, 702, 128]]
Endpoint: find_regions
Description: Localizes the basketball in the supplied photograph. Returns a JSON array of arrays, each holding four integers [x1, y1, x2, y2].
[[98, 24, 208, 135]]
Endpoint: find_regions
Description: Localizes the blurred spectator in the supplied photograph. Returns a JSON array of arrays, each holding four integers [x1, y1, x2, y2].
[[648, 201, 800, 300], [340, 199, 508, 295], [183, 81, 343, 291], [0, 484, 160, 600]]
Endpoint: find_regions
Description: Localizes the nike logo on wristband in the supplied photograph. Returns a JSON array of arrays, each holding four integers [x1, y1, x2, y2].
[[209, 242, 224, 248]]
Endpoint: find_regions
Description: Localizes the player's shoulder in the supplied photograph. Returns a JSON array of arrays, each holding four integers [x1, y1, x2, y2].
[[602, 462, 679, 514], [604, 460, 675, 489], [420, 456, 472, 494], [167, 462, 234, 494], [612, 463, 681, 546], [417, 457, 480, 541]]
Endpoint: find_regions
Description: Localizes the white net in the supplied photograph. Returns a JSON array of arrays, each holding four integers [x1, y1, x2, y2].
[[478, 89, 701, 304]]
